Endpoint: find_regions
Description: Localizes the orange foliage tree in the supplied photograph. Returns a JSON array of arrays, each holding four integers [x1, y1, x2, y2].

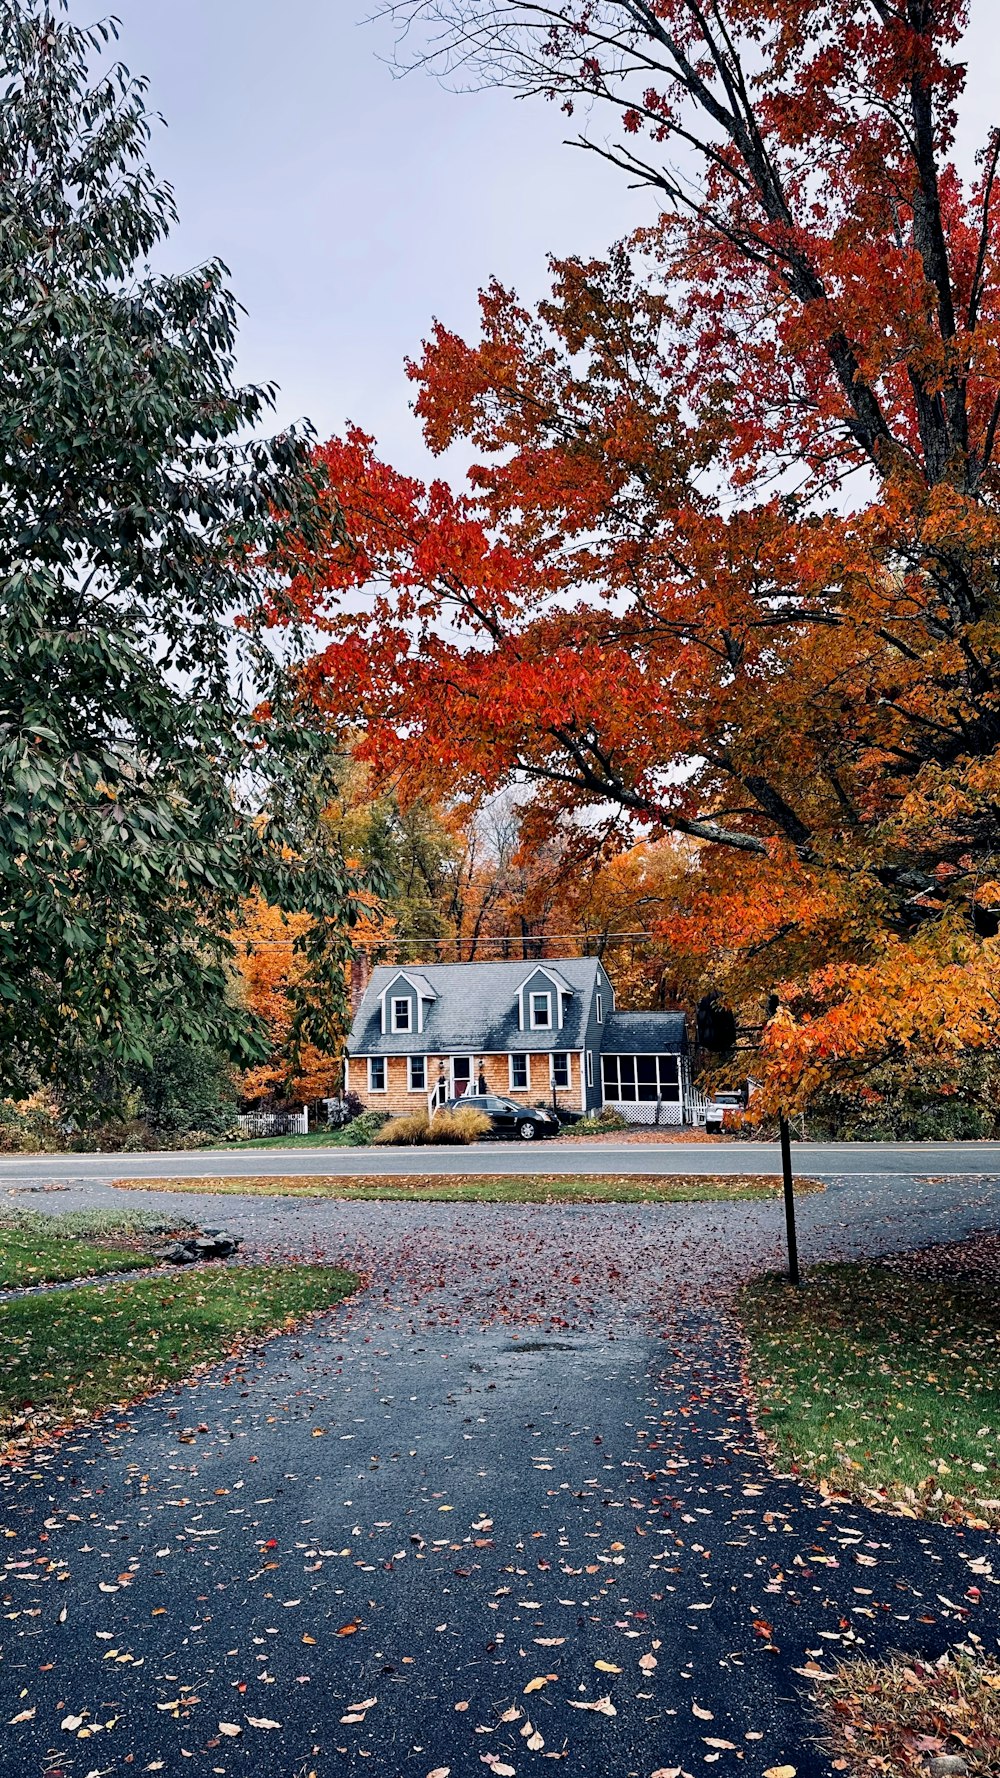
[[274, 2, 1000, 1115], [234, 883, 383, 1105], [234, 896, 343, 1104]]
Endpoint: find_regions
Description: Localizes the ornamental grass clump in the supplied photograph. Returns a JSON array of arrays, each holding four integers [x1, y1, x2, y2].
[[373, 1107, 491, 1146]]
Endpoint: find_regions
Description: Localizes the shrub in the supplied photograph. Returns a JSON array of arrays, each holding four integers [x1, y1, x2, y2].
[[807, 1053, 1000, 1141], [0, 1092, 66, 1152], [575, 1107, 628, 1134], [347, 1109, 390, 1145]]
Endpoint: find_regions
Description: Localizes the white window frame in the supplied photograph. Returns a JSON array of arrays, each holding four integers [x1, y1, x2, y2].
[[596, 992, 604, 1024], [391, 995, 412, 1033], [516, 968, 569, 1030], [408, 1055, 426, 1092], [509, 1053, 530, 1091], [601, 1053, 680, 1103], [529, 991, 552, 1030], [368, 1056, 387, 1093], [551, 1052, 570, 1090], [586, 1050, 594, 1088]]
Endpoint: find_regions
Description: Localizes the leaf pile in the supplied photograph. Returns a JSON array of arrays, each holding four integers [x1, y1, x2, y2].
[[811, 1646, 1000, 1776]]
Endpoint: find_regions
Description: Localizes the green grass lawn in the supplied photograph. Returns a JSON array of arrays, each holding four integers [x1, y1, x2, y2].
[[0, 1265, 357, 1446], [0, 1208, 192, 1289], [112, 1171, 823, 1204], [740, 1262, 1000, 1525], [0, 1226, 153, 1289], [221, 1128, 363, 1150]]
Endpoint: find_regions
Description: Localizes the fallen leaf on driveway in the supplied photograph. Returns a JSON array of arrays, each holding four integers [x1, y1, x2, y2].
[[704, 1739, 737, 1750], [9, 1707, 35, 1723], [567, 1696, 616, 1717], [61, 1714, 85, 1731], [595, 1660, 621, 1674], [764, 1767, 797, 1778], [217, 1723, 241, 1738], [523, 1675, 556, 1694], [692, 1704, 713, 1720], [650, 1769, 682, 1778], [639, 1654, 658, 1672], [427, 1769, 451, 1778], [246, 1716, 282, 1730]]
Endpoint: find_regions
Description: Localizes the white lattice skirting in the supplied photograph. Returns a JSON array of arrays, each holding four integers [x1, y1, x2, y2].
[[603, 1098, 684, 1126]]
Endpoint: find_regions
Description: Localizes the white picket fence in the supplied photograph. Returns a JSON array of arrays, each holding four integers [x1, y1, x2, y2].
[[236, 1107, 309, 1138]]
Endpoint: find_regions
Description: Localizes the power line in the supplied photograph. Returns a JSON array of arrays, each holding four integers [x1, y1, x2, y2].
[[240, 929, 663, 951]]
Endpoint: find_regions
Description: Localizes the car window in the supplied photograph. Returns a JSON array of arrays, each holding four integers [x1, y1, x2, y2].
[[484, 1096, 504, 1112], [462, 1096, 485, 1109]]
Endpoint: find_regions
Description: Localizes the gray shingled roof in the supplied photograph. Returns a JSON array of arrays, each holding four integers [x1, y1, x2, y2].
[[347, 957, 602, 1056], [601, 1011, 688, 1055]]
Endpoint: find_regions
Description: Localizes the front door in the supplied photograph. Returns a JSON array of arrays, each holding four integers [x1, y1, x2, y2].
[[451, 1057, 472, 1097]]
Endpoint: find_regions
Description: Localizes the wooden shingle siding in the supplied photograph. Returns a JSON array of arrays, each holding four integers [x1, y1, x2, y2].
[[350, 1050, 582, 1116]]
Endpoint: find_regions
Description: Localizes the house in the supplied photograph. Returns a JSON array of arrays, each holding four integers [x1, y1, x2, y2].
[[345, 957, 693, 1124]]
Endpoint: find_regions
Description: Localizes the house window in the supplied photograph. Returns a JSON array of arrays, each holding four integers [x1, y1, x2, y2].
[[408, 1056, 426, 1091], [530, 992, 551, 1029], [596, 992, 604, 1024], [368, 1056, 386, 1093], [586, 1050, 594, 1087], [392, 996, 411, 1033], [510, 1054, 530, 1091], [601, 1054, 679, 1103], [552, 1053, 570, 1090]]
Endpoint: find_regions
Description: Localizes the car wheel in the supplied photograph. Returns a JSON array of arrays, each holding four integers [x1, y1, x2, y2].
[[517, 1119, 539, 1141]]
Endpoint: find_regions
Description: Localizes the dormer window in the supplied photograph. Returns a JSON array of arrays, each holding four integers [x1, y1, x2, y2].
[[530, 991, 552, 1030], [392, 997, 411, 1033]]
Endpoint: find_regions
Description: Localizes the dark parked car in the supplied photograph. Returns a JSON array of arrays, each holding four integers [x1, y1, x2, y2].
[[444, 1094, 561, 1141]]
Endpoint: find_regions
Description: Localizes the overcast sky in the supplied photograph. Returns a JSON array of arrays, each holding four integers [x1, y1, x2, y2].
[[81, 3, 1000, 478]]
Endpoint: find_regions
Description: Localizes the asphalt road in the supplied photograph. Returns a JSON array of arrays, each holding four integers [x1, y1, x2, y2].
[[5, 1136, 1000, 1185], [2, 1186, 999, 1778]]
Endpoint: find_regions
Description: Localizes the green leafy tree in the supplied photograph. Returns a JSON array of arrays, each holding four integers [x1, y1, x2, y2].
[[0, 0, 356, 1111]]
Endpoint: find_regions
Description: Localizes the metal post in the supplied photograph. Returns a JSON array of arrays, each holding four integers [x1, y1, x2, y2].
[[779, 1110, 800, 1286]]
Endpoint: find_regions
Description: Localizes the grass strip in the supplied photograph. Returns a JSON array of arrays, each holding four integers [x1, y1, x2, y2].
[[0, 1264, 357, 1448], [810, 1647, 1000, 1776], [740, 1262, 1000, 1525], [111, 1172, 824, 1203], [0, 1226, 154, 1289]]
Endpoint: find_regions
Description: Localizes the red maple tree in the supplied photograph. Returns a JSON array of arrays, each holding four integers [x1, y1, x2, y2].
[[276, 2, 1000, 1110]]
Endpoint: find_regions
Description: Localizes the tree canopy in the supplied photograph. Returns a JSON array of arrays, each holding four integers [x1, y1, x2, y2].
[[0, 1, 358, 1110], [275, 0, 1000, 1110]]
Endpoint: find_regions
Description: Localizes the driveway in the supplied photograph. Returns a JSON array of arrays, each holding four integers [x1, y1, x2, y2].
[[0, 1182, 998, 1777]]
